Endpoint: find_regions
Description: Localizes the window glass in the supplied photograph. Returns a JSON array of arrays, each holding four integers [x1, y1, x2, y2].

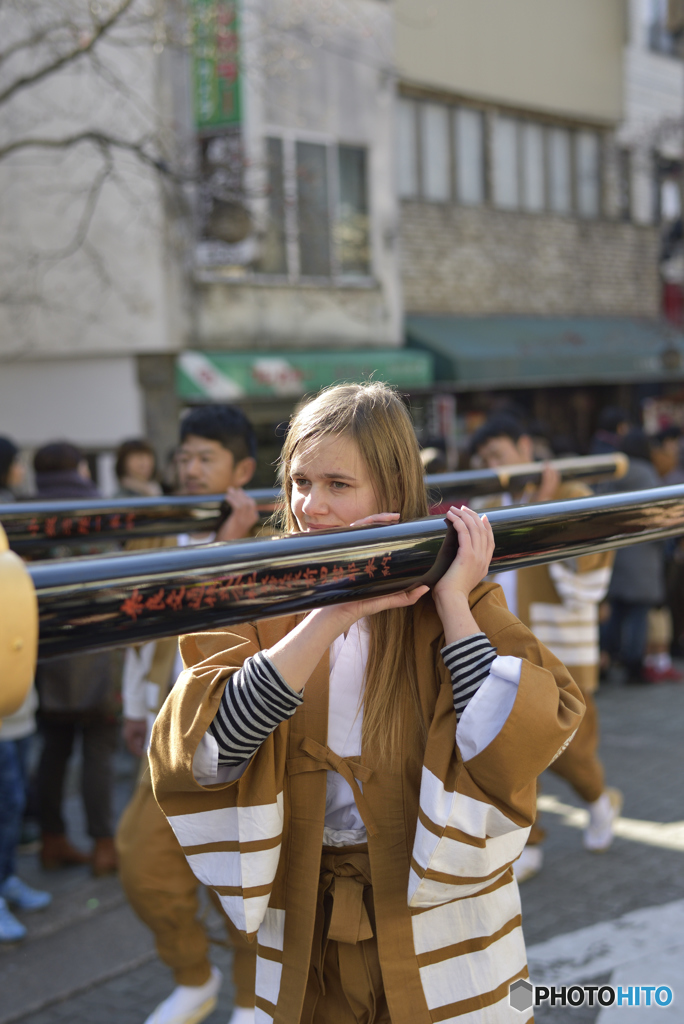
[[397, 99, 418, 198], [521, 122, 545, 212], [260, 137, 287, 274], [647, 0, 681, 55], [421, 103, 450, 201], [548, 128, 572, 214], [454, 108, 484, 205], [336, 145, 370, 276], [576, 131, 600, 218], [492, 117, 519, 209], [296, 141, 331, 276]]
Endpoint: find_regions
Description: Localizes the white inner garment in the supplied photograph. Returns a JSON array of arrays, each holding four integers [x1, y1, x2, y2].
[[324, 619, 369, 835]]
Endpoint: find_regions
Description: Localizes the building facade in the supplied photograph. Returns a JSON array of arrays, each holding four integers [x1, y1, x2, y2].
[[395, 0, 658, 318], [393, 0, 684, 449], [3, 0, 684, 475], [0, 0, 414, 483]]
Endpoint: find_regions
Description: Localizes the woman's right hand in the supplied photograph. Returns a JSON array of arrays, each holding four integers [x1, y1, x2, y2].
[[265, 513, 427, 692], [337, 583, 429, 626], [333, 511, 425, 623]]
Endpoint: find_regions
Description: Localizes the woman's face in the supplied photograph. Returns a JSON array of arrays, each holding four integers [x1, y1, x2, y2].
[[290, 434, 381, 532], [125, 451, 155, 483], [7, 458, 25, 490]]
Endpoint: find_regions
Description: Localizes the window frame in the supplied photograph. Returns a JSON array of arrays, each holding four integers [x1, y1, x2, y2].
[[259, 132, 374, 284], [398, 93, 607, 222]]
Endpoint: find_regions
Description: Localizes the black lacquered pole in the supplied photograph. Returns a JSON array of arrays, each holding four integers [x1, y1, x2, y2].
[[425, 452, 627, 504], [29, 482, 683, 660], [0, 490, 280, 552], [1, 454, 626, 551]]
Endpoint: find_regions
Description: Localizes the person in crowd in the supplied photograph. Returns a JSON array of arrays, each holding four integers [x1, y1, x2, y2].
[[472, 414, 620, 882], [643, 428, 684, 681], [601, 429, 676, 683], [419, 445, 447, 476], [0, 689, 52, 942], [32, 443, 119, 876], [650, 425, 683, 484], [0, 436, 25, 502], [654, 427, 684, 653], [115, 438, 162, 498], [149, 383, 584, 1024], [589, 407, 631, 455], [117, 405, 263, 1024]]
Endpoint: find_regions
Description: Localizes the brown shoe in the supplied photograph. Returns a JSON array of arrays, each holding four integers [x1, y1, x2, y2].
[[40, 833, 91, 870], [91, 837, 118, 877]]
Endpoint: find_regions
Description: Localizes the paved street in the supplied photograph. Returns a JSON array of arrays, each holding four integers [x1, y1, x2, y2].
[[1, 675, 683, 1024]]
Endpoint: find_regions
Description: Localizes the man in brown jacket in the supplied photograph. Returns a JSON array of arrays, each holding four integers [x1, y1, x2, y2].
[[117, 406, 263, 1024], [473, 415, 622, 882]]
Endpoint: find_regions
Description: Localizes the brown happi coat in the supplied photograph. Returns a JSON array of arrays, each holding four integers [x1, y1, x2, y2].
[[150, 581, 584, 1024]]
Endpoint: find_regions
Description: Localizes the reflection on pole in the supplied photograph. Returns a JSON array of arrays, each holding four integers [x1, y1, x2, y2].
[[1, 454, 627, 551], [29, 481, 683, 660]]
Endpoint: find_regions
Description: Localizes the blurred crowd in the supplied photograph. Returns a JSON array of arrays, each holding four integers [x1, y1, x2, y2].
[[1, 397, 683, 1018]]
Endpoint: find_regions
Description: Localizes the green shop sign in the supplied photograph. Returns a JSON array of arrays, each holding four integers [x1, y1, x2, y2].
[[191, 0, 241, 130], [177, 350, 434, 400]]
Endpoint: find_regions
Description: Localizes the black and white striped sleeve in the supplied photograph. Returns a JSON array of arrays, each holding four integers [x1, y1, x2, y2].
[[441, 632, 498, 720], [208, 651, 303, 767]]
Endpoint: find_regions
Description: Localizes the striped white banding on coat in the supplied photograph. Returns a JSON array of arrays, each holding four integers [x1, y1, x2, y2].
[[548, 562, 612, 607], [209, 651, 302, 767], [408, 767, 530, 908], [441, 633, 497, 719], [529, 602, 599, 668], [166, 792, 285, 936], [255, 907, 285, 1021]]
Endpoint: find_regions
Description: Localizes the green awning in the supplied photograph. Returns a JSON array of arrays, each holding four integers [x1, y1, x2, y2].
[[177, 348, 433, 399], [406, 315, 684, 389]]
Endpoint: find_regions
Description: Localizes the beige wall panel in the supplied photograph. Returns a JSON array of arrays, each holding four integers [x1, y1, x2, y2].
[[396, 0, 625, 123], [195, 283, 397, 349]]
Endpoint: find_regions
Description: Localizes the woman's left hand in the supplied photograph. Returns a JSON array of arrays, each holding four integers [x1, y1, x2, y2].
[[350, 512, 400, 528], [432, 506, 495, 603]]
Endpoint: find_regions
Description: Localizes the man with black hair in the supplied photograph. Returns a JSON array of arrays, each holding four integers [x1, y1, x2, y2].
[[174, 405, 259, 543], [601, 429, 680, 684], [589, 407, 631, 455], [472, 415, 620, 883], [117, 405, 261, 1024]]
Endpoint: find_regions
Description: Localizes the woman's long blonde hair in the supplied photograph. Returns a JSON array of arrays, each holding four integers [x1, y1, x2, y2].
[[277, 382, 429, 764]]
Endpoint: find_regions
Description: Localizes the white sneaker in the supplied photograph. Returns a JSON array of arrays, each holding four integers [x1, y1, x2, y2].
[[143, 966, 222, 1024], [228, 1008, 256, 1024], [584, 788, 623, 852], [513, 846, 543, 884]]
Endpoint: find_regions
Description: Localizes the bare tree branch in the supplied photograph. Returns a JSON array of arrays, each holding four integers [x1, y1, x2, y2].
[[0, 129, 170, 175], [31, 146, 113, 263], [0, 0, 137, 107], [0, 20, 75, 69]]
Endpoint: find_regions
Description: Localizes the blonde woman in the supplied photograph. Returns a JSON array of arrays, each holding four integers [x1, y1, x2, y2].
[[150, 383, 584, 1024]]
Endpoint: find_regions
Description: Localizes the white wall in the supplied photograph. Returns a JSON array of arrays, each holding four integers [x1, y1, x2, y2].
[[620, 0, 684, 224], [0, 9, 180, 361], [0, 357, 143, 448]]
